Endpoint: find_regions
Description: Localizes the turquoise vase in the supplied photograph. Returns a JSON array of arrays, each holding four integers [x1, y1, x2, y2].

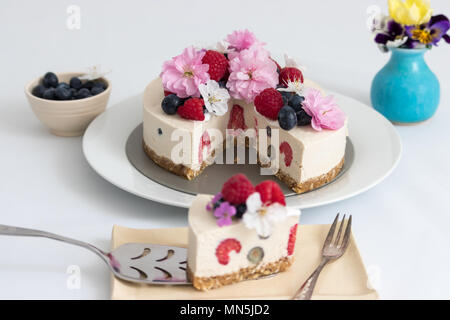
[[371, 48, 440, 123]]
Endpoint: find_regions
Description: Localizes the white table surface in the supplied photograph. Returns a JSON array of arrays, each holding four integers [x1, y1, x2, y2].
[[0, 0, 449, 300]]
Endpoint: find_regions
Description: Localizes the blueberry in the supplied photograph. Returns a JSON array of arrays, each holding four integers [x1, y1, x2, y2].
[[235, 203, 247, 219], [75, 88, 92, 99], [32, 85, 46, 98], [42, 88, 56, 100], [57, 82, 70, 90], [91, 86, 105, 96], [161, 94, 184, 115], [218, 80, 227, 88], [157, 128, 162, 135], [93, 81, 106, 90], [43, 72, 58, 88], [55, 86, 72, 100], [82, 81, 95, 90], [296, 109, 312, 126], [247, 247, 264, 264], [278, 105, 297, 130], [69, 77, 82, 89], [70, 88, 77, 99], [279, 91, 293, 105], [288, 94, 305, 112]]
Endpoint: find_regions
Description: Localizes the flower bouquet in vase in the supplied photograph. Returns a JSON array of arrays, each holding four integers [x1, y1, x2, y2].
[[370, 0, 449, 124]]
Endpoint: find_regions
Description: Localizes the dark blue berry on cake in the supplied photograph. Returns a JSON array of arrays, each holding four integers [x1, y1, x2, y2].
[[279, 91, 293, 105], [43, 72, 58, 88], [235, 203, 247, 219], [288, 94, 305, 112], [162, 94, 184, 115], [296, 108, 312, 126], [278, 106, 297, 130]]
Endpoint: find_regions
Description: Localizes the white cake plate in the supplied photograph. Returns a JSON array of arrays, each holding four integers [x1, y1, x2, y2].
[[82, 93, 401, 209]]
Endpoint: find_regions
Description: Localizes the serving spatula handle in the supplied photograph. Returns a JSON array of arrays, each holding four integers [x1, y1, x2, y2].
[[0, 224, 108, 261]]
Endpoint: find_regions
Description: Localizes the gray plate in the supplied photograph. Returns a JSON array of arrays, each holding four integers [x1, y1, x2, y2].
[[126, 124, 354, 197]]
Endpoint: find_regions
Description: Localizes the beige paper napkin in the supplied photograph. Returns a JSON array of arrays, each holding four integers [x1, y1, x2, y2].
[[110, 224, 378, 300]]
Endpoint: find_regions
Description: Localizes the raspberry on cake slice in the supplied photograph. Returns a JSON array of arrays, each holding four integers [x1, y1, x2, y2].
[[187, 174, 301, 291]]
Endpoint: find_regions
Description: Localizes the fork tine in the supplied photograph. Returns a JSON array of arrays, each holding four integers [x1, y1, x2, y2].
[[334, 214, 346, 246], [323, 213, 339, 249], [340, 215, 352, 250]]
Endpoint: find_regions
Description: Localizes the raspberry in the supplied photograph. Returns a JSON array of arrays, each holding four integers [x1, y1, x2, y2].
[[279, 67, 304, 87], [279, 141, 293, 167], [216, 238, 241, 265], [202, 50, 229, 81], [177, 98, 205, 121], [221, 174, 255, 205], [287, 224, 298, 255], [255, 180, 286, 206], [254, 88, 284, 120], [227, 104, 247, 131], [198, 131, 211, 163], [164, 90, 173, 97]]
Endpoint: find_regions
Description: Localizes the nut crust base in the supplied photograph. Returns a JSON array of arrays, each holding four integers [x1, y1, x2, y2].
[[276, 157, 345, 194], [143, 141, 344, 193], [187, 256, 293, 291]]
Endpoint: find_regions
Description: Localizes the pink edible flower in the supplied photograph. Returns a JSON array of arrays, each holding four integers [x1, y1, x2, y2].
[[226, 29, 258, 52], [302, 88, 346, 131], [226, 46, 278, 103], [160, 46, 210, 98]]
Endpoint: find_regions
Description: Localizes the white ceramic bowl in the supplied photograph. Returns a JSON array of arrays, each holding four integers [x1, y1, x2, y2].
[[25, 72, 111, 137]]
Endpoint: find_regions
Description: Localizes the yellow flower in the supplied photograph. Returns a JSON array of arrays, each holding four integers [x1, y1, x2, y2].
[[388, 0, 432, 25]]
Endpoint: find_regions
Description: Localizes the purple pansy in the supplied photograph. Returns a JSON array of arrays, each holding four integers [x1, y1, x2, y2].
[[374, 20, 405, 46], [214, 202, 236, 227], [405, 15, 450, 46]]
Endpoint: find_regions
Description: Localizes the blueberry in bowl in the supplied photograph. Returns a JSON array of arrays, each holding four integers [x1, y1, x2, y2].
[[25, 72, 111, 137]]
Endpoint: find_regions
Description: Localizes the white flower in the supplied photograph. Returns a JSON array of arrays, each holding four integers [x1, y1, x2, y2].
[[79, 65, 111, 80], [370, 13, 389, 34], [243, 192, 300, 238], [386, 36, 408, 48], [198, 80, 230, 116], [215, 41, 231, 54], [278, 80, 304, 96], [284, 53, 307, 73]]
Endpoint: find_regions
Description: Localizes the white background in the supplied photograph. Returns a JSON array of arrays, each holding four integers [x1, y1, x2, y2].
[[0, 0, 449, 299]]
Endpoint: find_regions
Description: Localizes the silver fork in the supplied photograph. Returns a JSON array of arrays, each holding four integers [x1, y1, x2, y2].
[[292, 214, 352, 300]]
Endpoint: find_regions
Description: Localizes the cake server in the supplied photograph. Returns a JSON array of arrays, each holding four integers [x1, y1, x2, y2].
[[0, 224, 189, 285]]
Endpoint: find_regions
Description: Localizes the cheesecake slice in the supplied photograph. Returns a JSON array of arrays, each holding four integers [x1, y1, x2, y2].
[[187, 174, 301, 291]]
